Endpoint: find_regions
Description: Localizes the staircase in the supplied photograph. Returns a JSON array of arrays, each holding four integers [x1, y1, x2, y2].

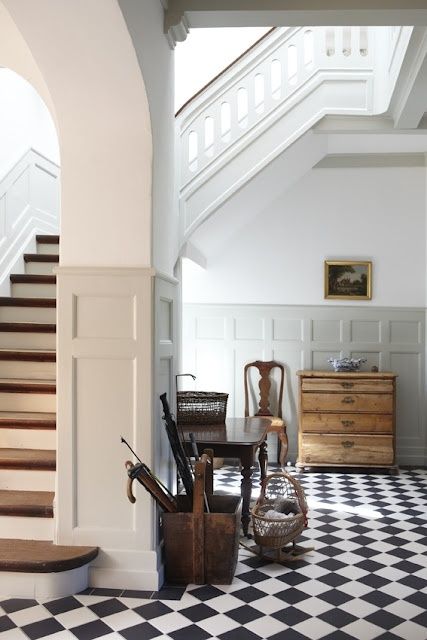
[[176, 26, 414, 245], [0, 235, 98, 598]]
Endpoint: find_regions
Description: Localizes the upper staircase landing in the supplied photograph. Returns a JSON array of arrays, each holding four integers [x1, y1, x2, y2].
[[176, 26, 413, 243]]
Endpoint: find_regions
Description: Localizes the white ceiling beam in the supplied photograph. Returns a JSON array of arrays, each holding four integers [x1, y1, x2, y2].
[[165, 2, 427, 44]]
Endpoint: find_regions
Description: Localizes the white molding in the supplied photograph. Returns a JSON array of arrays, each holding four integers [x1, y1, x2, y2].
[[314, 152, 427, 168], [55, 266, 155, 277], [0, 565, 90, 599]]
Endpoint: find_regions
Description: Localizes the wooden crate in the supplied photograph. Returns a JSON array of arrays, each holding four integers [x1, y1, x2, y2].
[[162, 451, 242, 585]]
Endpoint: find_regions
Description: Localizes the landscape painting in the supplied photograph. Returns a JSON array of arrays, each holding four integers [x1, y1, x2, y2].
[[325, 260, 372, 300]]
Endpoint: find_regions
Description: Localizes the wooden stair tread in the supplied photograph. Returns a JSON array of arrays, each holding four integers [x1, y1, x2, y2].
[[0, 349, 56, 362], [0, 539, 98, 573], [10, 275, 56, 284], [24, 254, 59, 263], [0, 412, 55, 429], [0, 379, 55, 393], [0, 322, 55, 333], [0, 297, 56, 308], [0, 490, 54, 517], [36, 235, 59, 244], [0, 448, 55, 470]]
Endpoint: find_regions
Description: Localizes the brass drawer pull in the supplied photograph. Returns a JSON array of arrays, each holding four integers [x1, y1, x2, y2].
[[341, 382, 354, 389], [342, 396, 355, 404], [342, 440, 354, 448], [341, 420, 355, 427]]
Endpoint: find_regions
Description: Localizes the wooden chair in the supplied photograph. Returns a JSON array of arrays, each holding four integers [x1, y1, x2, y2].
[[244, 360, 288, 466]]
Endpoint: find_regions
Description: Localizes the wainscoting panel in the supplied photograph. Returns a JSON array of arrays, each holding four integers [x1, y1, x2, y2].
[[56, 267, 160, 589], [183, 304, 426, 465]]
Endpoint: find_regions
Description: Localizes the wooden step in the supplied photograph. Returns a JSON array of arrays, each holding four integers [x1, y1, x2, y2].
[[0, 298, 56, 308], [0, 490, 53, 517], [0, 299, 56, 323], [0, 326, 56, 350], [24, 255, 59, 275], [11, 278, 56, 299], [10, 275, 56, 285], [0, 380, 56, 411], [0, 323, 55, 333], [0, 412, 56, 429], [0, 350, 55, 362], [0, 448, 55, 470], [0, 379, 55, 393], [24, 254, 59, 263], [0, 539, 98, 573], [36, 235, 59, 245]]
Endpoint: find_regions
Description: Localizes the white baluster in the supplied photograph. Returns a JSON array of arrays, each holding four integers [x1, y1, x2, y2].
[[229, 89, 241, 143], [187, 129, 198, 174], [204, 115, 214, 158], [237, 86, 249, 128], [335, 27, 344, 59], [270, 58, 282, 100], [220, 101, 231, 143], [296, 32, 306, 83], [287, 44, 298, 85], [304, 29, 314, 69], [325, 27, 335, 57], [359, 27, 369, 58], [254, 72, 265, 114], [350, 27, 361, 58]]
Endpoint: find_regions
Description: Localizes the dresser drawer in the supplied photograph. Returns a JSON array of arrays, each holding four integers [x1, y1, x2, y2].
[[302, 378, 393, 393], [301, 413, 393, 434], [300, 434, 394, 466], [302, 393, 393, 413]]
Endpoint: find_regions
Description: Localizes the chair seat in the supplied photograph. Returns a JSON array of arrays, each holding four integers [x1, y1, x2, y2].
[[268, 417, 285, 428]]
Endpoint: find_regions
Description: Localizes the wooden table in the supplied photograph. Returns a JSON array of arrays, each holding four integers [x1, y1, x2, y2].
[[181, 417, 271, 536]]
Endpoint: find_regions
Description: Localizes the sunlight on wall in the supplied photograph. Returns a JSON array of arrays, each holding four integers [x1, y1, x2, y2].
[[175, 27, 271, 111]]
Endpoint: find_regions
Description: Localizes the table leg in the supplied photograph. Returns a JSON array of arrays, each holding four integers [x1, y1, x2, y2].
[[258, 440, 268, 483], [240, 459, 253, 537]]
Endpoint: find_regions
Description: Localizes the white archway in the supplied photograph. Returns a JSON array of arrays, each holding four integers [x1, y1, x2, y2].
[[0, 0, 160, 590]]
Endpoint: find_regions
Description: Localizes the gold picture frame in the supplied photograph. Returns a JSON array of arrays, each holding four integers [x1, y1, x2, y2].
[[325, 260, 372, 300]]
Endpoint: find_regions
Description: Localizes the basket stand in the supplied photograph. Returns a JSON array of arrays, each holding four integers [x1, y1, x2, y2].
[[241, 472, 314, 564]]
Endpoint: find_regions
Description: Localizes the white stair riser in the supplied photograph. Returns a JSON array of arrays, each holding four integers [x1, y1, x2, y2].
[[0, 333, 55, 350], [0, 361, 55, 380], [0, 565, 89, 599], [0, 515, 53, 541], [37, 243, 59, 255], [0, 469, 55, 491], [0, 306, 56, 323], [0, 429, 56, 449], [0, 392, 55, 412], [25, 262, 57, 276], [11, 283, 56, 298]]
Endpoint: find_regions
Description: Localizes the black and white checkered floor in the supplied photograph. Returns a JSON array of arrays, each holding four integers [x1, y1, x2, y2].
[[1, 465, 426, 639]]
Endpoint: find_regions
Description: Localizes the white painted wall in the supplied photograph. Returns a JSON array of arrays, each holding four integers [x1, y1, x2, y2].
[[119, 0, 178, 276], [183, 165, 426, 307], [3, 0, 153, 268], [0, 68, 59, 178]]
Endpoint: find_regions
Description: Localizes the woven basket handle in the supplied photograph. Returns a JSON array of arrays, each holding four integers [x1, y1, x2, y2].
[[176, 373, 196, 391]]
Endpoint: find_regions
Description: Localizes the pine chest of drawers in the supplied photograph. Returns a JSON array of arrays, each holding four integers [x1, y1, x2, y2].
[[296, 370, 398, 472]]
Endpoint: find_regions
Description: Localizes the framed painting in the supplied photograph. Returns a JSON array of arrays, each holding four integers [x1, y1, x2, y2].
[[324, 260, 372, 300]]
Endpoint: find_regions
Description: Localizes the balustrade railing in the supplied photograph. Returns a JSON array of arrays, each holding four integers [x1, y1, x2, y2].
[[177, 26, 406, 190]]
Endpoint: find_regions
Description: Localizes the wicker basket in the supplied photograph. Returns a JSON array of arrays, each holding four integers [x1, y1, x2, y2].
[[177, 390, 228, 425], [251, 472, 308, 550]]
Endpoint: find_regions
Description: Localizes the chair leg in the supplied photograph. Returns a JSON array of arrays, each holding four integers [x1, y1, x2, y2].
[[278, 428, 288, 466]]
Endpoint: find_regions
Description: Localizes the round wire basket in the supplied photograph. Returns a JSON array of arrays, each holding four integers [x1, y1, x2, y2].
[[251, 472, 308, 550]]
